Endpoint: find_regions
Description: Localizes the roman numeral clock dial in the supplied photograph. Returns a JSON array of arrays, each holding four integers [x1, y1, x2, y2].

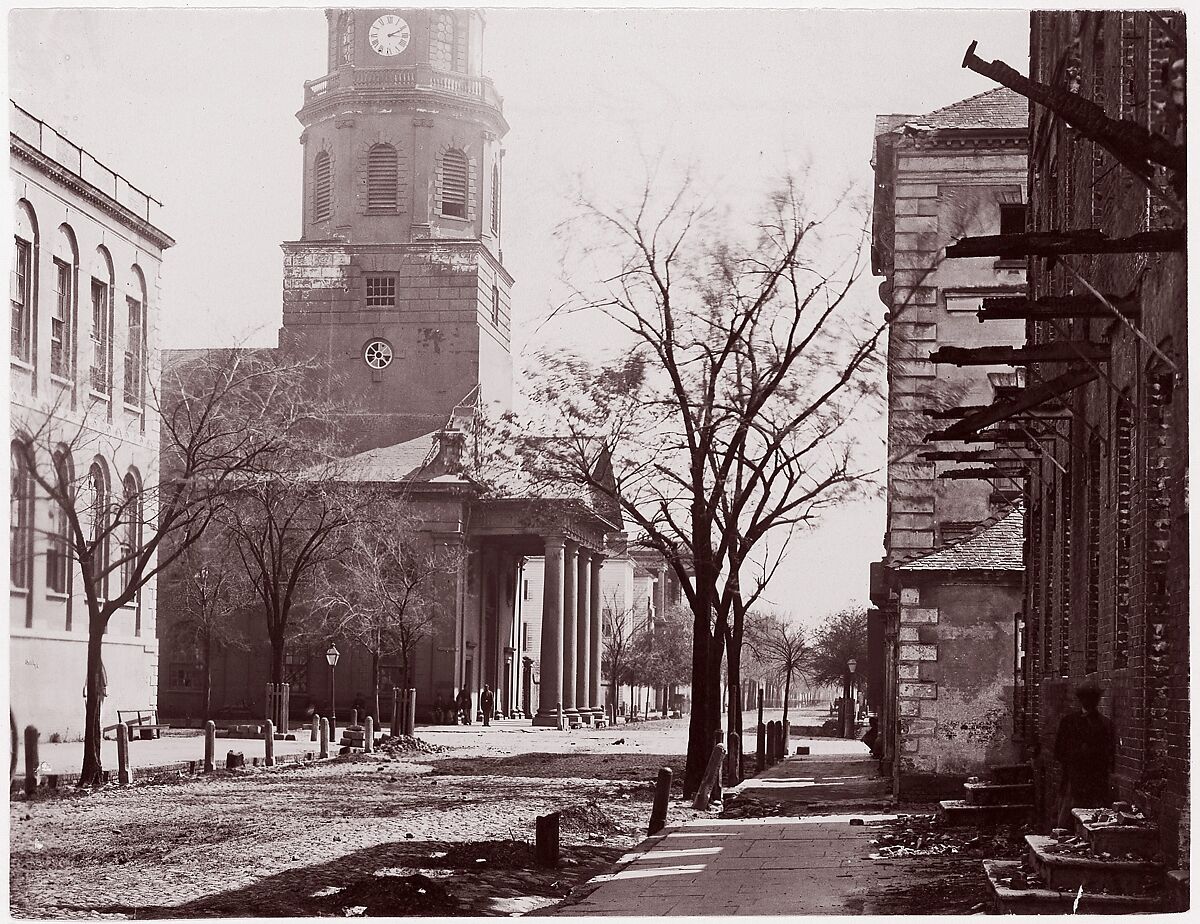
[[369, 15, 410, 57]]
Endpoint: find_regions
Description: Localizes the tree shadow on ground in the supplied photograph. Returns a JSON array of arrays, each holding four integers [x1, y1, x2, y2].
[[427, 752, 685, 784], [53, 838, 625, 918]]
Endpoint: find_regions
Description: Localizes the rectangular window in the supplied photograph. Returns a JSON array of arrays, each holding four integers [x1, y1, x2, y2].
[[46, 506, 69, 595], [166, 662, 199, 693], [11, 238, 32, 362], [90, 279, 111, 394], [365, 275, 396, 308], [999, 203, 1026, 237], [491, 284, 500, 325], [51, 259, 72, 378], [283, 649, 310, 694], [124, 297, 145, 407]]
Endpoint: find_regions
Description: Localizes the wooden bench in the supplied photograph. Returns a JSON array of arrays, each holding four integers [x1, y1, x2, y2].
[[115, 709, 170, 740]]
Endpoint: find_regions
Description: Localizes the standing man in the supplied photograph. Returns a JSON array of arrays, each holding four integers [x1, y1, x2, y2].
[[1054, 680, 1115, 827], [480, 684, 495, 727], [456, 687, 472, 726]]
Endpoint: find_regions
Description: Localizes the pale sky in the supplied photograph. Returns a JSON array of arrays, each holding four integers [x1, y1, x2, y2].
[[8, 4, 1029, 627]]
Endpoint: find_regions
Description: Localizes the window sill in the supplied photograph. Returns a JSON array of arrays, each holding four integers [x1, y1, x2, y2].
[[366, 208, 401, 216], [10, 358, 34, 372], [993, 259, 1025, 270], [439, 213, 470, 223], [10, 586, 30, 598], [123, 402, 144, 416], [45, 590, 69, 602], [90, 390, 112, 403], [50, 373, 74, 388]]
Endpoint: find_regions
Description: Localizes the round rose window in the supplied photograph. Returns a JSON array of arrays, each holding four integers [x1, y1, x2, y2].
[[364, 339, 393, 369]]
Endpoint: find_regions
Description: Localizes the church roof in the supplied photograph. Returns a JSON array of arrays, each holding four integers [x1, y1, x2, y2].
[[331, 431, 444, 484], [898, 503, 1024, 572], [906, 87, 1028, 132]]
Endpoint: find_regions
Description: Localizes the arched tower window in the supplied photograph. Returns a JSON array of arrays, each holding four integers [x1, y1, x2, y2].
[[367, 144, 399, 212], [90, 247, 114, 395], [430, 12, 455, 71], [12, 200, 38, 364], [440, 149, 469, 219], [124, 266, 148, 408], [119, 470, 142, 603], [10, 441, 33, 590], [87, 458, 109, 594], [47, 448, 73, 594], [312, 151, 332, 223], [52, 225, 79, 380]]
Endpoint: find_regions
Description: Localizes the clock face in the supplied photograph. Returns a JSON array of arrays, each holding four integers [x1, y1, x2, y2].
[[368, 14, 410, 57]]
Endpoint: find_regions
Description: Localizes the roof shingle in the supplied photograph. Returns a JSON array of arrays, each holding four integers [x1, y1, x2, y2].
[[898, 503, 1024, 572], [905, 87, 1028, 132]]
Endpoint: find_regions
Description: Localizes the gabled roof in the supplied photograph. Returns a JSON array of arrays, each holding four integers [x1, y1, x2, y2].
[[904, 87, 1028, 132], [898, 503, 1024, 572], [334, 430, 442, 483]]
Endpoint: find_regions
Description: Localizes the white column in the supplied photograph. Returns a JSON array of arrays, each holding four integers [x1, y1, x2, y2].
[[576, 549, 592, 724], [589, 554, 604, 718], [561, 541, 579, 719], [533, 537, 565, 726]]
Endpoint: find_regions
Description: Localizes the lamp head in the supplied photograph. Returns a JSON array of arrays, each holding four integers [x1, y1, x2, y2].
[[326, 644, 340, 667], [848, 658, 858, 674]]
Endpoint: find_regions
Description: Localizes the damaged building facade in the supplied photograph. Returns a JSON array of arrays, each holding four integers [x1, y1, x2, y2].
[[869, 88, 1029, 798]]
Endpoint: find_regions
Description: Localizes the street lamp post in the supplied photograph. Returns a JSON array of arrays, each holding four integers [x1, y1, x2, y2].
[[326, 644, 340, 739], [843, 658, 858, 739]]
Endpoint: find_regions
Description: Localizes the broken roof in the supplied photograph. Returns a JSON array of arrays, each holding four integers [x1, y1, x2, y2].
[[898, 503, 1024, 572], [904, 87, 1028, 132]]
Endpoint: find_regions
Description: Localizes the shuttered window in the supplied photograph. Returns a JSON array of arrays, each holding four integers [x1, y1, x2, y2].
[[312, 152, 332, 222], [367, 144, 398, 212], [440, 149, 468, 219], [491, 163, 500, 234]]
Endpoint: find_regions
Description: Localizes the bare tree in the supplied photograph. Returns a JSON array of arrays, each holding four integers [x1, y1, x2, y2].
[[505, 174, 883, 793], [316, 505, 463, 719], [160, 536, 252, 721], [746, 611, 811, 732], [808, 605, 868, 690], [13, 348, 327, 785], [601, 597, 648, 725]]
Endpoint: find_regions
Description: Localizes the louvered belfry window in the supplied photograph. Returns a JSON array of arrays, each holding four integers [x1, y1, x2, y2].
[[312, 151, 332, 222], [367, 144, 398, 212], [441, 149, 468, 218]]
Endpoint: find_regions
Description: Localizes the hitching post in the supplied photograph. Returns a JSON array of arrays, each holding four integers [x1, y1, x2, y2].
[[405, 688, 417, 736], [535, 812, 561, 867], [692, 742, 727, 811], [648, 767, 672, 835], [364, 716, 374, 753], [319, 717, 330, 759], [351, 708, 358, 729], [116, 723, 131, 785], [756, 687, 766, 772], [391, 687, 401, 737], [204, 721, 216, 772], [711, 729, 724, 803], [311, 714, 319, 743], [23, 725, 38, 797], [727, 731, 742, 786], [264, 720, 275, 766]]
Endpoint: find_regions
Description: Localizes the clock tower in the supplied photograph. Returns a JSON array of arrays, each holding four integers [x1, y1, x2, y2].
[[281, 8, 512, 450]]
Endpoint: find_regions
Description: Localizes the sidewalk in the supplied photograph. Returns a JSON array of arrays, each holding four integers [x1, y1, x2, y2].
[[558, 745, 909, 916]]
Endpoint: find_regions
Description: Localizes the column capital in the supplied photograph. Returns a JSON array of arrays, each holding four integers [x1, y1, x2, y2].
[[543, 535, 566, 551]]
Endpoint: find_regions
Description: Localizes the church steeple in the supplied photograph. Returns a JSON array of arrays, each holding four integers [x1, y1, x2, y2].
[[280, 8, 513, 453]]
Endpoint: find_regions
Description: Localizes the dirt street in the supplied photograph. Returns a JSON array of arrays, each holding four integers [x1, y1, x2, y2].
[[10, 718, 707, 918]]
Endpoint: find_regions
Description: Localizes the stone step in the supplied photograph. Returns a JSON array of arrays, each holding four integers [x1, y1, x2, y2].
[[1026, 835, 1163, 893], [964, 781, 1034, 807], [938, 799, 1033, 827], [987, 763, 1033, 785], [1071, 808, 1161, 859], [983, 859, 1164, 914]]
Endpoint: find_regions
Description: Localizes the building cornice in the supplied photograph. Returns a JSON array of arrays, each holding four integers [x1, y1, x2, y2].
[[281, 237, 514, 287], [11, 137, 175, 250]]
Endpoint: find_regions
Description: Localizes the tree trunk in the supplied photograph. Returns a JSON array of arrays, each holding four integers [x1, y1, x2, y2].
[[202, 631, 212, 722], [370, 648, 380, 721], [270, 633, 285, 686], [725, 633, 743, 744], [79, 613, 107, 786], [683, 607, 713, 796], [782, 669, 792, 732]]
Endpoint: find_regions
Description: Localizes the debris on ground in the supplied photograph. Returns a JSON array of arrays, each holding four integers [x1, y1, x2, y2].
[[556, 799, 627, 835], [374, 735, 445, 756], [867, 813, 1030, 861], [319, 872, 461, 916]]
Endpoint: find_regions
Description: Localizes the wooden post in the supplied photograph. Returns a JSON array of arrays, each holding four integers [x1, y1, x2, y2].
[[556, 701, 564, 732], [23, 725, 38, 797], [692, 742, 727, 811], [311, 714, 319, 743], [351, 708, 358, 729], [711, 729, 724, 804], [390, 687, 401, 737], [204, 721, 216, 772], [648, 767, 672, 835], [319, 717, 330, 759], [364, 716, 374, 753], [405, 688, 417, 736], [726, 732, 742, 786], [116, 723, 131, 785], [756, 687, 766, 772], [535, 812, 561, 867], [781, 716, 790, 757], [264, 720, 275, 766], [280, 683, 290, 736]]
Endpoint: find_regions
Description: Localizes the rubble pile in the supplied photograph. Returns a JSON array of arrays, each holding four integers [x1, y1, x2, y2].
[[556, 799, 628, 835], [869, 813, 1029, 861], [374, 735, 445, 756], [320, 872, 462, 916], [439, 839, 534, 869]]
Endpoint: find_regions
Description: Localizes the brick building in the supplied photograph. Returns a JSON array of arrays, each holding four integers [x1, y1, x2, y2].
[[942, 10, 1187, 864], [10, 101, 174, 738], [868, 88, 1028, 796]]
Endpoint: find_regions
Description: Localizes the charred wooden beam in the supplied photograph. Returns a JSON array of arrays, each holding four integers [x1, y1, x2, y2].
[[961, 41, 1185, 178], [963, 429, 1037, 445], [924, 406, 988, 420], [939, 467, 1028, 481], [946, 228, 1184, 260], [977, 294, 1141, 322], [927, 367, 1098, 442], [928, 343, 1110, 366], [920, 449, 1036, 462]]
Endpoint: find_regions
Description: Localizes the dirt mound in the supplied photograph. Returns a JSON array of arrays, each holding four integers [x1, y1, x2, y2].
[[375, 735, 444, 756], [556, 799, 627, 835], [321, 873, 461, 916], [439, 838, 535, 869]]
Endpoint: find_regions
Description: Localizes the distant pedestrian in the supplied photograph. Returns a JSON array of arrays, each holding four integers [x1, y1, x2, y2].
[[456, 688, 472, 725], [480, 685, 495, 726], [861, 715, 880, 759], [433, 693, 447, 725], [1054, 680, 1115, 827]]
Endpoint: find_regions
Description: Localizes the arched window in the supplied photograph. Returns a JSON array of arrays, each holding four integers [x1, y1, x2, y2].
[[52, 225, 78, 380], [47, 448, 73, 594], [491, 162, 500, 235], [10, 441, 33, 590], [430, 12, 455, 71], [367, 143, 399, 212], [440, 149, 469, 219], [12, 200, 38, 364], [124, 266, 147, 407], [119, 470, 142, 601], [90, 247, 114, 395], [312, 151, 332, 222], [87, 459, 109, 593]]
